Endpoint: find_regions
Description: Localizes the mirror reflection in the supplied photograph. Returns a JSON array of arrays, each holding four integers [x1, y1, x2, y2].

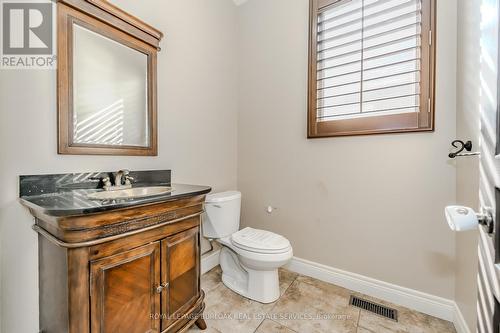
[[72, 24, 149, 147]]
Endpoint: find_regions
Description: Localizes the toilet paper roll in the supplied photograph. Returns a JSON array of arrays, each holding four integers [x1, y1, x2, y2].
[[444, 206, 478, 231]]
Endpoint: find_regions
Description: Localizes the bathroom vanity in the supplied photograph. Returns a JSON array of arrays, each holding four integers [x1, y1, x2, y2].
[[19, 170, 210, 333]]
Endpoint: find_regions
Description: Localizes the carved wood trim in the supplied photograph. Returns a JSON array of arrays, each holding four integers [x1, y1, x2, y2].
[[33, 212, 202, 248], [58, 0, 163, 48]]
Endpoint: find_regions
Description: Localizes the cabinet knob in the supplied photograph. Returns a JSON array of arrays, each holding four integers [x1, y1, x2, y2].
[[155, 282, 169, 294]]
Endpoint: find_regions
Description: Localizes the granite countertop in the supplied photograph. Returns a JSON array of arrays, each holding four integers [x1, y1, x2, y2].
[[19, 170, 211, 217]]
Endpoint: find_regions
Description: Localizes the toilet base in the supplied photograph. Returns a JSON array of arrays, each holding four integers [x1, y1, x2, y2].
[[218, 246, 281, 304]]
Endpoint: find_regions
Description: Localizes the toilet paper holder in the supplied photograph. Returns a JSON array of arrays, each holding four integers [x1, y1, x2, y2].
[[477, 209, 494, 233], [445, 206, 494, 233]]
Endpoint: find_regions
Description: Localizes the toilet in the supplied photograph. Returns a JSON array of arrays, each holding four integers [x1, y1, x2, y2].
[[203, 191, 293, 304]]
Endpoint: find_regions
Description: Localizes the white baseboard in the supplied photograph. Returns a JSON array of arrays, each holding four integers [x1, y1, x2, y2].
[[201, 253, 471, 332], [201, 248, 220, 275], [285, 257, 457, 322], [453, 302, 472, 333]]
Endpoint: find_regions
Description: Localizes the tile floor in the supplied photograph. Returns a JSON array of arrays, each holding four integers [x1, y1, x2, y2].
[[188, 266, 457, 333]]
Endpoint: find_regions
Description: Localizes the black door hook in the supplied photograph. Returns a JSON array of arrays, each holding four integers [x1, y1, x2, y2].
[[449, 140, 478, 158]]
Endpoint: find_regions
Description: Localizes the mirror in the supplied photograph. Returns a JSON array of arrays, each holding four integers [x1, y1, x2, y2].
[[73, 25, 149, 147], [57, 0, 163, 155]]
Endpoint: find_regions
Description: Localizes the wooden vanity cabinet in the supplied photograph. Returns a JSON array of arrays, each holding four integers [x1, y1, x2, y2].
[[36, 195, 207, 333], [161, 227, 200, 330], [90, 242, 161, 333]]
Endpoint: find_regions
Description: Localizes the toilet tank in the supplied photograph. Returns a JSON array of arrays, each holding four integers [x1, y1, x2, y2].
[[203, 191, 241, 239]]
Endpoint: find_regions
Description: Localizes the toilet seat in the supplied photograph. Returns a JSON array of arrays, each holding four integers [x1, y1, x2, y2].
[[231, 227, 291, 254]]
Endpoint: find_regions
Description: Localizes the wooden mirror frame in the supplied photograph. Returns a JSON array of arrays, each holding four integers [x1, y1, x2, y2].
[[57, 0, 163, 156]]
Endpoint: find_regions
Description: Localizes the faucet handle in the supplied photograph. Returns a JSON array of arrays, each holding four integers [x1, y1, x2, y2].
[[102, 177, 112, 188], [88, 175, 112, 188], [124, 175, 135, 186]]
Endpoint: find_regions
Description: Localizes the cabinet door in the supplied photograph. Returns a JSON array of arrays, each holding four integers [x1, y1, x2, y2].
[[161, 227, 200, 330], [90, 242, 161, 333]]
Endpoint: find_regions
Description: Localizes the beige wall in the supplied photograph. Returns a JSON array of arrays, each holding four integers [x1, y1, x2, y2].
[[455, 0, 481, 330], [237, 0, 458, 299], [0, 0, 480, 331], [0, 1, 238, 332]]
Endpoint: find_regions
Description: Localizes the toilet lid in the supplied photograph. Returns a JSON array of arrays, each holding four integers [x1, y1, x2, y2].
[[231, 227, 291, 254]]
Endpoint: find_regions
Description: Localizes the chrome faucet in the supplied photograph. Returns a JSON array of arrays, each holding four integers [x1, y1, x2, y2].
[[114, 169, 128, 187], [103, 170, 134, 191]]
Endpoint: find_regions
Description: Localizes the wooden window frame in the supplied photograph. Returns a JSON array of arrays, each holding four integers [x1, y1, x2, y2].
[[307, 0, 436, 138]]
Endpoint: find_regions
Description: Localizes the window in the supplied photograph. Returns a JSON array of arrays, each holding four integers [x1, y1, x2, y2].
[[308, 0, 435, 137]]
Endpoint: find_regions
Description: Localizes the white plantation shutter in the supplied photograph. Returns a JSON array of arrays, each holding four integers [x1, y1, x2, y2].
[[308, 0, 435, 137]]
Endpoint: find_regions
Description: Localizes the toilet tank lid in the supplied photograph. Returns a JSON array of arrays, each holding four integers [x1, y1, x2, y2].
[[206, 191, 241, 203]]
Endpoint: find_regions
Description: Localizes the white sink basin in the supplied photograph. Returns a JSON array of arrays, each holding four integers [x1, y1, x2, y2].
[[87, 186, 173, 200]]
